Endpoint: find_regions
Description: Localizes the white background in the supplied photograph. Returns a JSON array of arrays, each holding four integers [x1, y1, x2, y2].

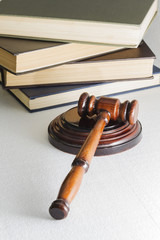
[[144, 1, 160, 67], [0, 2, 160, 240]]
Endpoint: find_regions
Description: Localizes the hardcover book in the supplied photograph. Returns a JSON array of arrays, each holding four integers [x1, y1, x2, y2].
[[0, 37, 124, 74], [1, 41, 155, 88], [0, 0, 158, 46], [8, 66, 160, 112]]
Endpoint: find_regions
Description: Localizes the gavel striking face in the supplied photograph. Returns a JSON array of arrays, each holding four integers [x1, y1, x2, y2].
[[78, 92, 139, 125], [49, 93, 139, 220]]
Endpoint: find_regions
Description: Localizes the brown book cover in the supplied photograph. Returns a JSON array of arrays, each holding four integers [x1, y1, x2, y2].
[[1, 41, 155, 88], [7, 66, 160, 112], [0, 37, 124, 74]]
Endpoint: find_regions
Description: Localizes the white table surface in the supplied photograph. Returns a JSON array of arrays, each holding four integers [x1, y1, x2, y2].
[[1, 85, 160, 240]]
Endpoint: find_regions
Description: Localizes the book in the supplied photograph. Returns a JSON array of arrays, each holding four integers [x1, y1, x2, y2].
[[1, 41, 155, 88], [0, 37, 124, 74], [7, 66, 160, 112], [0, 0, 158, 46]]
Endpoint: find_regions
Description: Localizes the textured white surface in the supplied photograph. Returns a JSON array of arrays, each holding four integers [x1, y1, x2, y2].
[[0, 85, 160, 240]]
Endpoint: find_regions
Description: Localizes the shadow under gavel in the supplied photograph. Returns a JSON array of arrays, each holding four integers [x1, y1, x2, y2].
[[49, 92, 139, 220]]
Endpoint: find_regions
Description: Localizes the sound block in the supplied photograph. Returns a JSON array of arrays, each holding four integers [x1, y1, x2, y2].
[[48, 107, 142, 156]]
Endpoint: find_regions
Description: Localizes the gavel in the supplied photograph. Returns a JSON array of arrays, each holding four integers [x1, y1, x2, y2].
[[49, 92, 139, 220]]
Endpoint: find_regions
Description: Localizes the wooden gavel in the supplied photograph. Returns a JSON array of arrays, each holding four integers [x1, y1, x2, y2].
[[49, 92, 139, 220]]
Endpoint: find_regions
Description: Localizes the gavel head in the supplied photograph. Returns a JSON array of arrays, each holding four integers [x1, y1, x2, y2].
[[78, 92, 139, 125]]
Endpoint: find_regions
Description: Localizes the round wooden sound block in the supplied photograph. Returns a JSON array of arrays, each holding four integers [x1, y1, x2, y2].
[[48, 107, 142, 156]]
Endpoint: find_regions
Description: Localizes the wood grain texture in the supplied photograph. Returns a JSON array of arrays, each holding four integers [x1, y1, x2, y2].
[[48, 107, 142, 155], [78, 92, 139, 124], [49, 94, 141, 219], [49, 111, 110, 219]]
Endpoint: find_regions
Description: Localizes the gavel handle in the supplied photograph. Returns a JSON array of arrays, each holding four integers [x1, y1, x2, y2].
[[49, 111, 110, 220]]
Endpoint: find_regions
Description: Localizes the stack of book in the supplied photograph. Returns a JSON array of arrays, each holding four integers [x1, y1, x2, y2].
[[0, 0, 159, 112]]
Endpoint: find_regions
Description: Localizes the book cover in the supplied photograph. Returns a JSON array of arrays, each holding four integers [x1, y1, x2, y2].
[[0, 37, 124, 74], [8, 66, 160, 112], [1, 41, 155, 88], [0, 0, 158, 46]]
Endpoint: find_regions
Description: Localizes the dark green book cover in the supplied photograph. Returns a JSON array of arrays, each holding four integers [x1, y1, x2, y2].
[[0, 0, 156, 24], [0, 0, 158, 46]]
